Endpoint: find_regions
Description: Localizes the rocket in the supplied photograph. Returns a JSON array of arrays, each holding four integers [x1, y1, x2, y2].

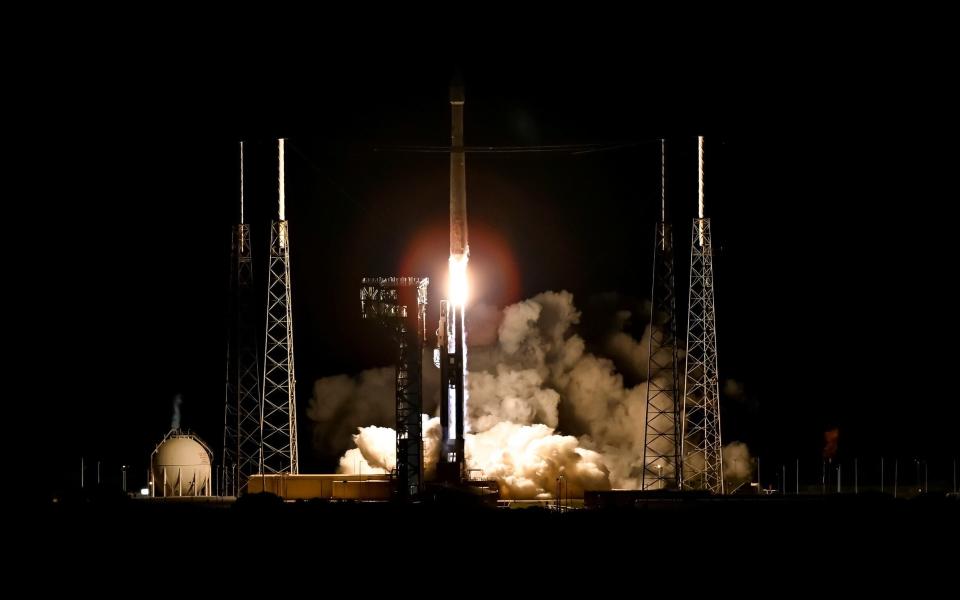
[[449, 73, 468, 259], [437, 299, 465, 484], [437, 74, 468, 484]]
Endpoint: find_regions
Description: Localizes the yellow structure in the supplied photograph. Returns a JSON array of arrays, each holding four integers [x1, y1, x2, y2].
[[247, 473, 392, 501]]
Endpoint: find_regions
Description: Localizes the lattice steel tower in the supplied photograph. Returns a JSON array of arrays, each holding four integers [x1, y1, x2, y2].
[[681, 136, 723, 493], [360, 277, 429, 499], [223, 142, 262, 495], [260, 139, 299, 474], [642, 139, 682, 490]]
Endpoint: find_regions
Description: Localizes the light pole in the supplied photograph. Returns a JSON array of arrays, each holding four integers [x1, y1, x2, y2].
[[657, 464, 663, 490], [121, 465, 128, 493]]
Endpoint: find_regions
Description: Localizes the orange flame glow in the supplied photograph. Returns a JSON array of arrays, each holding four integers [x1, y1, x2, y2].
[[449, 253, 469, 307]]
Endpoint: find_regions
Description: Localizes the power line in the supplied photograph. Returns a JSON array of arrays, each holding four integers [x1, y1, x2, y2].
[[372, 140, 651, 154], [287, 142, 371, 217]]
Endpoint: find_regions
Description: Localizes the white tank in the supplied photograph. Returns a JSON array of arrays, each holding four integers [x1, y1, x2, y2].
[[151, 430, 213, 497]]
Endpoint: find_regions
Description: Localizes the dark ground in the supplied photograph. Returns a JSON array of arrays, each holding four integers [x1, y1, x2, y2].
[[25, 492, 958, 590]]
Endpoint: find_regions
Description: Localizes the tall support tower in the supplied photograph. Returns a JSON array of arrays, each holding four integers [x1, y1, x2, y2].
[[360, 277, 429, 499], [260, 139, 299, 474], [437, 74, 468, 484], [681, 136, 724, 493], [223, 142, 262, 495], [642, 139, 682, 490]]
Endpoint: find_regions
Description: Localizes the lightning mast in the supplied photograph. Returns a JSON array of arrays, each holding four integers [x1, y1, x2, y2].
[[681, 136, 724, 493], [260, 139, 299, 474], [641, 139, 682, 490], [223, 142, 262, 495]]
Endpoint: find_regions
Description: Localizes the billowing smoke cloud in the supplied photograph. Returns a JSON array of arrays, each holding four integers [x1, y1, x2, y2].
[[307, 360, 440, 463], [341, 417, 609, 499], [723, 378, 745, 399], [722, 441, 754, 486], [306, 368, 395, 461], [312, 290, 752, 498], [171, 394, 183, 430]]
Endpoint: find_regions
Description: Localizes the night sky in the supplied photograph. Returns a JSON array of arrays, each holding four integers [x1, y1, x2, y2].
[[32, 32, 957, 497]]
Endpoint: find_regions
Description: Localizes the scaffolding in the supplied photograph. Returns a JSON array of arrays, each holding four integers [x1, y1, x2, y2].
[[642, 140, 682, 490], [681, 217, 724, 493], [360, 277, 429, 499], [260, 219, 299, 474], [223, 222, 261, 494]]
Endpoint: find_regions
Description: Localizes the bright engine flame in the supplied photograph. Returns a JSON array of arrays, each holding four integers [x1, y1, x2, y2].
[[449, 254, 469, 306]]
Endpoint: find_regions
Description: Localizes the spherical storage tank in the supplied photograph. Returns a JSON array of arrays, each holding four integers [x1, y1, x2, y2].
[[150, 430, 213, 497]]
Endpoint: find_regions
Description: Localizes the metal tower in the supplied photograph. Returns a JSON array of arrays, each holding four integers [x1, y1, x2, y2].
[[223, 143, 262, 495], [681, 136, 723, 493], [642, 139, 682, 490], [360, 277, 429, 499], [260, 139, 299, 474]]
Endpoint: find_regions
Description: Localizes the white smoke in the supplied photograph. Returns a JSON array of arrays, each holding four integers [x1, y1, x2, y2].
[[722, 441, 754, 485], [339, 448, 387, 475], [171, 394, 183, 431], [340, 415, 442, 478], [723, 378, 745, 400], [341, 417, 609, 499], [307, 359, 440, 460], [314, 290, 752, 499]]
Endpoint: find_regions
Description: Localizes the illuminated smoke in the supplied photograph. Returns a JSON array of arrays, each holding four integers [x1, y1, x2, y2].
[[171, 394, 183, 431], [342, 418, 609, 499], [317, 290, 752, 498], [339, 425, 392, 475], [306, 360, 440, 460], [722, 441, 754, 486], [466, 422, 609, 498]]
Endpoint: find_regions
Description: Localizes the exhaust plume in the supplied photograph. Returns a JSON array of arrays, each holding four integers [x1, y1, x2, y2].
[[313, 290, 752, 498]]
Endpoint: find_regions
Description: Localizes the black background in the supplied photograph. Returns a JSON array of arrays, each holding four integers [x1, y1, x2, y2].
[[22, 21, 957, 497]]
